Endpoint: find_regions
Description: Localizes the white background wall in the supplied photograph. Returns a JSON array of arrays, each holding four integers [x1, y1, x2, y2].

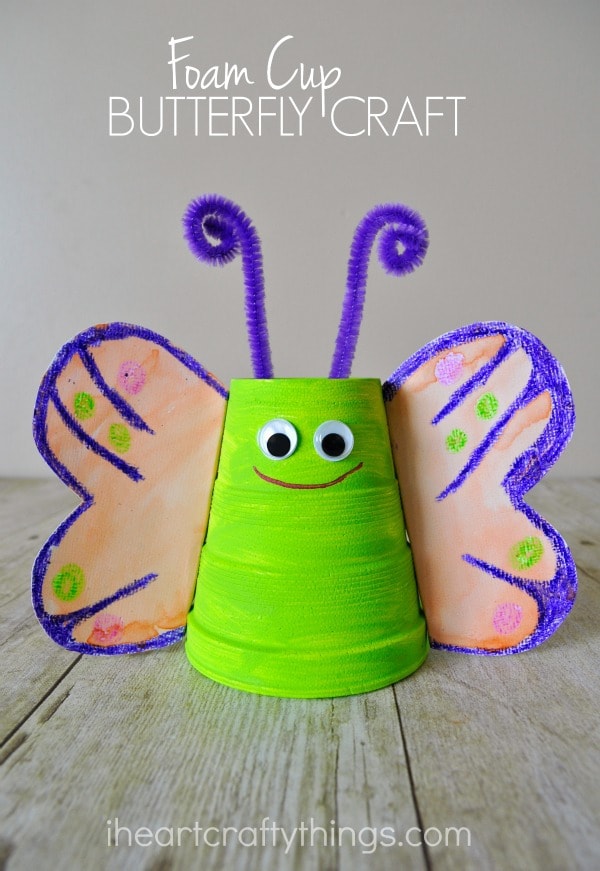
[[2, 0, 599, 477]]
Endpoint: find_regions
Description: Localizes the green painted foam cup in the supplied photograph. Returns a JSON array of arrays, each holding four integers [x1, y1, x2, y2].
[[185, 378, 428, 697]]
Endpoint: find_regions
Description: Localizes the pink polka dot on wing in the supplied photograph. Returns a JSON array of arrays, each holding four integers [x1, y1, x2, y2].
[[118, 361, 146, 395], [434, 352, 464, 386], [493, 602, 523, 635], [91, 613, 125, 644]]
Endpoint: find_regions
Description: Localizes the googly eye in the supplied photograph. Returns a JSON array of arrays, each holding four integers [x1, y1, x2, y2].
[[257, 419, 298, 460], [313, 421, 354, 462]]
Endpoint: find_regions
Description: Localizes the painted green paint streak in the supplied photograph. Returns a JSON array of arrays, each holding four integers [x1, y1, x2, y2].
[[73, 392, 95, 420], [186, 378, 428, 698], [446, 428, 468, 453], [52, 563, 85, 601], [510, 536, 544, 571], [109, 423, 131, 453], [475, 392, 499, 420]]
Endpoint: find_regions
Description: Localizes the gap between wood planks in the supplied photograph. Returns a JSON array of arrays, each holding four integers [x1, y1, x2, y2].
[[393, 685, 433, 871], [0, 656, 82, 760]]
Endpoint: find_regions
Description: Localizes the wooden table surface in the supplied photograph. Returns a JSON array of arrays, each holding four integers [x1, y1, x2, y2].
[[1, 476, 598, 871]]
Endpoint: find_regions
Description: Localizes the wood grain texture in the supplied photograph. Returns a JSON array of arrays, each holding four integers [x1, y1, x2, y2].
[[0, 481, 80, 740], [0, 477, 598, 871]]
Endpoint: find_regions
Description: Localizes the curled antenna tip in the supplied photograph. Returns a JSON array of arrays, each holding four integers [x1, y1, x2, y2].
[[329, 202, 429, 379], [376, 205, 429, 275], [182, 194, 274, 379], [183, 194, 243, 266]]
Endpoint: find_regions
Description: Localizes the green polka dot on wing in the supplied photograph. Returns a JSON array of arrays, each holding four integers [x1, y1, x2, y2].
[[52, 564, 85, 601], [73, 392, 95, 420], [475, 392, 499, 420], [109, 423, 131, 453], [445, 429, 468, 453], [510, 536, 544, 571]]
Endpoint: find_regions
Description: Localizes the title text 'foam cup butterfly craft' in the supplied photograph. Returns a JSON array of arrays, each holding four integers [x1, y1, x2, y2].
[[32, 195, 576, 698]]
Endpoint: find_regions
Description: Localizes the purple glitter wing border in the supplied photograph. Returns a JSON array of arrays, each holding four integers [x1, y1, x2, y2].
[[32, 322, 228, 655], [383, 321, 577, 655]]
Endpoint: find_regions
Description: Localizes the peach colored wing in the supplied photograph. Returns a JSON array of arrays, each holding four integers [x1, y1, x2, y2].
[[32, 323, 227, 653], [384, 322, 576, 654]]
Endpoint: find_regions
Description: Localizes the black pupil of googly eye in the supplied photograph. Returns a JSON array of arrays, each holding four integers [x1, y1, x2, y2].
[[266, 433, 291, 458], [321, 433, 346, 457]]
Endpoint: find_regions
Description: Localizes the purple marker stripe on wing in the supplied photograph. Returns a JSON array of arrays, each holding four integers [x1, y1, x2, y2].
[[79, 323, 229, 399], [33, 407, 91, 502], [462, 554, 555, 600], [41, 572, 158, 648], [386, 322, 511, 395], [50, 388, 143, 482], [436, 378, 536, 501], [79, 348, 153, 433], [431, 338, 516, 425], [455, 542, 577, 654], [34, 542, 185, 654]]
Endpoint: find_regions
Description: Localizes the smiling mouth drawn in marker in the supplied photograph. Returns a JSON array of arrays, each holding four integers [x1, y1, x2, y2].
[[253, 462, 363, 489]]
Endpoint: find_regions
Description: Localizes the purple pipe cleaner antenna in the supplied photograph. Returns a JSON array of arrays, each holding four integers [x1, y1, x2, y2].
[[183, 194, 273, 379], [330, 204, 429, 379]]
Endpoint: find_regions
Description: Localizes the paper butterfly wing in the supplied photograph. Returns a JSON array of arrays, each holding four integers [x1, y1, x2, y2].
[[32, 323, 227, 653], [384, 322, 576, 653]]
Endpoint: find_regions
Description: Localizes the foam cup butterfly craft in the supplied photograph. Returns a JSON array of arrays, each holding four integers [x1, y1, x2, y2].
[[32, 195, 576, 698]]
